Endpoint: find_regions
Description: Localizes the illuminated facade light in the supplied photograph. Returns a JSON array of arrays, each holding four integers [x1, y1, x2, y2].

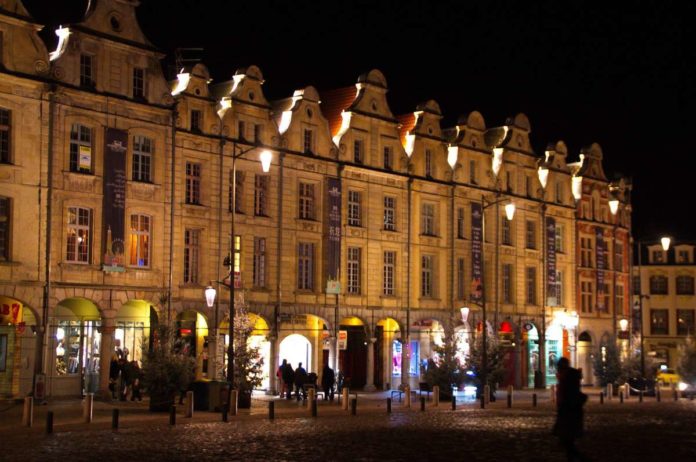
[[260, 150, 272, 172], [49, 26, 71, 61], [661, 237, 671, 252], [447, 146, 458, 169], [205, 286, 216, 308], [504, 202, 516, 221], [492, 147, 504, 177], [609, 198, 619, 216], [538, 166, 549, 190]]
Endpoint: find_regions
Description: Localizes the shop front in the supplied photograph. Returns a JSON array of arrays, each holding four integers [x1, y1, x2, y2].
[[219, 313, 271, 390], [176, 310, 208, 380], [0, 297, 37, 399]]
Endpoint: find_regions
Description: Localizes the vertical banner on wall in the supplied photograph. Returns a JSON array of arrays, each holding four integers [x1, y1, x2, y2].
[[325, 177, 342, 294], [102, 128, 127, 272], [546, 217, 557, 306], [470, 202, 483, 303], [596, 227, 606, 311]]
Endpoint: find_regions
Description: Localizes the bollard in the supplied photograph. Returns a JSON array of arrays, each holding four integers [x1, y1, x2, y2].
[[507, 385, 513, 408], [308, 388, 315, 408], [483, 385, 490, 406], [46, 411, 54, 434], [112, 409, 119, 430], [185, 390, 194, 418], [600, 392, 604, 404], [342, 388, 350, 410], [230, 390, 238, 416], [675, 389, 680, 402], [169, 405, 177, 425], [480, 394, 485, 409], [624, 384, 629, 401], [222, 404, 228, 422], [619, 391, 624, 404], [311, 398, 318, 417], [420, 396, 426, 412], [387, 397, 392, 414], [351, 397, 357, 416], [268, 401, 275, 420], [639, 390, 643, 403], [607, 383, 613, 401], [532, 393, 537, 407], [433, 385, 440, 407], [451, 395, 456, 411], [84, 393, 94, 423], [404, 386, 411, 409], [550, 385, 556, 405], [23, 396, 33, 427], [656, 387, 661, 402]]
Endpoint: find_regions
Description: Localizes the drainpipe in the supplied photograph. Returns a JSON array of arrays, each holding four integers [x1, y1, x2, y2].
[[402, 177, 413, 389], [274, 151, 285, 391], [167, 105, 177, 324]]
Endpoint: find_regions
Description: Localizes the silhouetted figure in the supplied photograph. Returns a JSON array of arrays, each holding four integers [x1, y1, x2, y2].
[[282, 362, 295, 400], [554, 357, 588, 461], [294, 362, 308, 401], [321, 365, 335, 401]]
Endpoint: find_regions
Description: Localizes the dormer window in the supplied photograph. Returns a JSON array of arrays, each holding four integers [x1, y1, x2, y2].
[[678, 250, 690, 264], [190, 110, 202, 133], [133, 67, 145, 100], [383, 146, 393, 170], [303, 128, 314, 154], [652, 250, 665, 263], [80, 54, 94, 88], [238, 120, 246, 141], [354, 139, 364, 164], [425, 149, 433, 177]]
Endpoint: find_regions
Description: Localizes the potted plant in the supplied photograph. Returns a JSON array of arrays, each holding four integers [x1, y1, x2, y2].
[[230, 303, 264, 408], [141, 325, 195, 411]]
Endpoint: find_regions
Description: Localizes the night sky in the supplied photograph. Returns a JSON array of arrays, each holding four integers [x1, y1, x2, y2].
[[22, 0, 696, 241]]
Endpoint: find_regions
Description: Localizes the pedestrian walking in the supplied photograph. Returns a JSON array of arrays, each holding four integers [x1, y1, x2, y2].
[[277, 359, 288, 397], [553, 357, 588, 461], [128, 360, 143, 401], [282, 361, 295, 400], [294, 362, 308, 401], [108, 352, 120, 399], [321, 364, 335, 401]]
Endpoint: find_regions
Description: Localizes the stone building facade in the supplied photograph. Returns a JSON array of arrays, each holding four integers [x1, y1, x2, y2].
[[0, 0, 631, 399]]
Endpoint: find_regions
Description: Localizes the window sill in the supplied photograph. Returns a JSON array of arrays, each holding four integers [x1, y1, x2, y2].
[[382, 228, 397, 232], [0, 260, 20, 267], [420, 233, 439, 238], [418, 297, 441, 302], [379, 294, 397, 299]]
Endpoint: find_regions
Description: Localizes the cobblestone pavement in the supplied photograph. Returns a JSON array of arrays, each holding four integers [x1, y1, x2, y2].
[[2, 393, 696, 462]]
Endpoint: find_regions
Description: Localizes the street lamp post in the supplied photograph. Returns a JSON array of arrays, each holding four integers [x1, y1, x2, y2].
[[609, 194, 620, 345], [204, 143, 272, 389]]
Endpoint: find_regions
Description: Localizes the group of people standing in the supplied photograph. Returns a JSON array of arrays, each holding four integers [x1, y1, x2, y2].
[[108, 346, 143, 401], [277, 360, 336, 402]]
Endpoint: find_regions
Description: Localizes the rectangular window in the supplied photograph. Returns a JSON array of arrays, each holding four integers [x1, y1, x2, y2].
[[128, 214, 150, 267], [633, 275, 641, 295], [469, 159, 477, 184], [384, 196, 396, 231], [132, 135, 152, 182], [354, 139, 364, 164], [132, 67, 145, 99], [677, 309, 695, 336], [555, 225, 564, 253], [526, 266, 537, 305], [66, 207, 91, 263], [299, 182, 315, 220], [69, 124, 92, 173], [525, 175, 532, 197], [580, 237, 593, 267], [556, 270, 564, 306], [229, 170, 245, 213], [652, 250, 664, 263], [502, 218, 512, 245], [457, 207, 465, 239], [253, 237, 266, 288], [190, 110, 202, 132], [303, 128, 314, 153], [0, 108, 10, 164], [421, 203, 435, 236], [254, 124, 263, 144], [581, 281, 593, 313], [677, 276, 695, 295], [347, 247, 361, 294], [254, 174, 269, 216], [615, 284, 623, 316], [457, 258, 465, 300], [555, 181, 563, 204], [347, 190, 362, 226], [79, 54, 94, 87], [421, 255, 433, 297], [383, 251, 396, 295], [183, 229, 199, 284], [506, 172, 513, 193], [383, 146, 393, 170], [185, 162, 201, 205], [297, 242, 315, 290], [678, 250, 690, 263], [425, 149, 433, 177], [650, 309, 669, 335], [238, 120, 246, 141], [525, 220, 536, 249], [0, 197, 10, 261], [502, 264, 513, 304], [615, 242, 623, 271], [650, 276, 668, 295]]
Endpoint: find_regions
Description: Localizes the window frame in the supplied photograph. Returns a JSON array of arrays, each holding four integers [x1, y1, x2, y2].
[[347, 190, 362, 227], [347, 247, 362, 294], [185, 162, 201, 205], [66, 206, 91, 264], [383, 196, 396, 231], [128, 213, 151, 268], [183, 229, 200, 284], [132, 135, 153, 182], [0, 108, 10, 164], [298, 182, 316, 220], [69, 123, 93, 173]]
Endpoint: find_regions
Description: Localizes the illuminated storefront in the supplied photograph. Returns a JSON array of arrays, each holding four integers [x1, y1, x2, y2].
[[0, 297, 37, 398]]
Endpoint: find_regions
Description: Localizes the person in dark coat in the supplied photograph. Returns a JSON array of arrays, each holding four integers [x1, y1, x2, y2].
[[294, 362, 308, 401], [282, 361, 295, 400], [277, 359, 288, 397], [321, 365, 335, 401], [108, 353, 120, 399], [554, 357, 588, 461], [128, 360, 143, 401]]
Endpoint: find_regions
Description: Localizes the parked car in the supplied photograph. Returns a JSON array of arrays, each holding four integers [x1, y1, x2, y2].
[[656, 366, 680, 386], [627, 376, 656, 396], [678, 380, 696, 398]]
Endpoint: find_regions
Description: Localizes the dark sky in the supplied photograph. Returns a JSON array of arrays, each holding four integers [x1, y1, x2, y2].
[[22, 0, 696, 241]]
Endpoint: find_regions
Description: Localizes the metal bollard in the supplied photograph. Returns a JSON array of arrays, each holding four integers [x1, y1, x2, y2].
[[46, 411, 54, 434], [619, 391, 624, 404], [230, 390, 238, 416], [451, 395, 456, 411], [420, 396, 426, 412], [84, 393, 94, 423], [268, 401, 275, 420], [342, 388, 350, 410], [387, 397, 392, 414], [308, 388, 315, 409], [404, 386, 411, 408], [433, 385, 440, 406], [507, 385, 513, 408], [532, 393, 537, 407], [23, 396, 33, 427], [600, 392, 604, 404], [112, 409, 119, 430], [639, 390, 643, 403], [607, 383, 613, 401], [185, 391, 194, 418], [222, 404, 228, 422], [169, 405, 177, 425], [351, 397, 357, 415], [480, 394, 485, 409], [483, 385, 490, 405], [624, 384, 629, 401], [311, 398, 317, 417], [656, 387, 661, 402]]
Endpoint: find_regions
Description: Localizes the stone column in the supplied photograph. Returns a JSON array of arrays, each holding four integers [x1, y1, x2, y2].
[[98, 320, 115, 400], [330, 336, 338, 373], [207, 330, 217, 379], [267, 335, 278, 395], [364, 337, 376, 391], [400, 339, 410, 390]]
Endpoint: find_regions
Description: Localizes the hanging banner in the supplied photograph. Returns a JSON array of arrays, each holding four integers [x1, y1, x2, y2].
[[470, 202, 483, 303], [325, 177, 342, 294], [337, 330, 348, 350], [596, 227, 606, 311], [546, 217, 557, 306], [102, 128, 127, 272]]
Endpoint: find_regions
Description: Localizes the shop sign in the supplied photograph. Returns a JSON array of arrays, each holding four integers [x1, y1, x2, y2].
[[337, 330, 348, 350], [0, 297, 23, 325]]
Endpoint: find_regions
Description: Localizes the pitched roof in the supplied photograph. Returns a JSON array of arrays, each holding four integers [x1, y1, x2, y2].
[[319, 86, 357, 137]]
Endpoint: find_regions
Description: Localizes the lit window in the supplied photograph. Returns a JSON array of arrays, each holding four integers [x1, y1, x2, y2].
[[70, 124, 92, 173], [66, 207, 91, 263], [128, 214, 150, 267]]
